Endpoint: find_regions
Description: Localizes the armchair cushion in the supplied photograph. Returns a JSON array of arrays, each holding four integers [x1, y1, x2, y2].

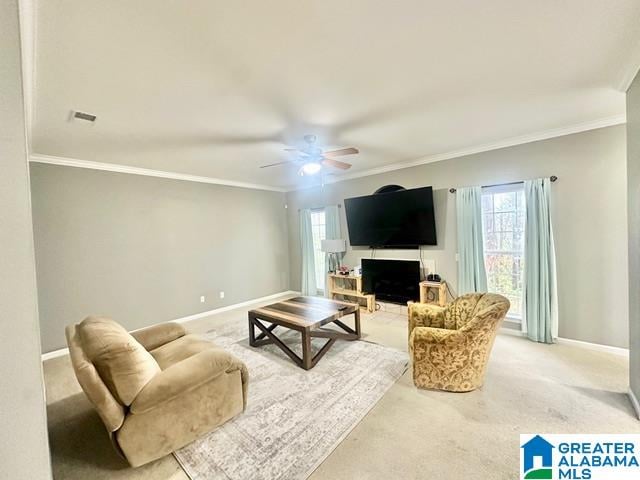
[[78, 316, 161, 405], [130, 348, 247, 414], [408, 303, 445, 338], [443, 295, 475, 329], [410, 325, 463, 345], [149, 334, 218, 370], [130, 322, 186, 351]]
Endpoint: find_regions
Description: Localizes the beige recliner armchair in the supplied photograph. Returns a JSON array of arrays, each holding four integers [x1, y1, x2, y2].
[[66, 316, 248, 467], [408, 293, 509, 392]]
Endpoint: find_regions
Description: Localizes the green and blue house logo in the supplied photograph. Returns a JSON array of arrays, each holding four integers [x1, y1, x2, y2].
[[521, 435, 554, 479]]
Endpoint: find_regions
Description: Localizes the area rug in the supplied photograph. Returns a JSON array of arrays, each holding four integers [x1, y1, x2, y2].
[[173, 319, 408, 480]]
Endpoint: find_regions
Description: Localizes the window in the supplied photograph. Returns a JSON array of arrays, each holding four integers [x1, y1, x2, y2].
[[310, 209, 326, 293], [481, 185, 525, 319]]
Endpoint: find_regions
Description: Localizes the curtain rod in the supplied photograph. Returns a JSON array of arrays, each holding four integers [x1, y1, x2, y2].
[[298, 204, 342, 212], [448, 176, 557, 194]]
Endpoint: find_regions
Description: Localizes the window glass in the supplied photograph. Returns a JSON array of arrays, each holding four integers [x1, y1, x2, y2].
[[481, 186, 525, 319], [310, 210, 326, 292]]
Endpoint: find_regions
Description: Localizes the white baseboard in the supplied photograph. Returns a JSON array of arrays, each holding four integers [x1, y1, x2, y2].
[[498, 327, 629, 357], [629, 389, 640, 420], [498, 327, 525, 337], [555, 337, 629, 357], [41, 290, 300, 361], [173, 290, 299, 324], [41, 347, 70, 361]]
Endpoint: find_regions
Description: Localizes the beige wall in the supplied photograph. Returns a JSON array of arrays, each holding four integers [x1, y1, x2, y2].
[[286, 125, 628, 348], [0, 0, 52, 477], [627, 72, 640, 404], [31, 164, 290, 352]]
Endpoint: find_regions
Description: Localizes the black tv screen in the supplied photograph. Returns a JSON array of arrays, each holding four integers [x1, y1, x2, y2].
[[362, 259, 420, 304], [344, 186, 437, 247]]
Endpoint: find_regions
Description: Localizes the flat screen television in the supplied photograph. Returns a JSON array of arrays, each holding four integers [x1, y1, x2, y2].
[[344, 186, 436, 247], [362, 259, 420, 304]]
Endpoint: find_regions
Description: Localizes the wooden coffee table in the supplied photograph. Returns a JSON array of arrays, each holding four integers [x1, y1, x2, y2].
[[248, 296, 361, 370]]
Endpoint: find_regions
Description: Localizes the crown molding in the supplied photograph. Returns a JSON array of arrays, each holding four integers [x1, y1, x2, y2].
[[287, 114, 626, 191], [29, 113, 625, 195], [29, 154, 287, 193], [617, 34, 640, 92]]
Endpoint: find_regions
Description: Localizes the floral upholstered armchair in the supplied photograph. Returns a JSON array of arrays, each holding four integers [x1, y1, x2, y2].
[[408, 293, 510, 392]]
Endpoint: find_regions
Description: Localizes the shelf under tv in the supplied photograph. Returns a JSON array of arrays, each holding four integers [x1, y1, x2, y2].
[[327, 274, 375, 312]]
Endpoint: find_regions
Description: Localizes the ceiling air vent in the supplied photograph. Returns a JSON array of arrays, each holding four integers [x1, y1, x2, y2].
[[73, 111, 97, 122]]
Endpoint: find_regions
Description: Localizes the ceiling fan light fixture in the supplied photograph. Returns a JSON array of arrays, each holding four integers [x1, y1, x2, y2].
[[260, 135, 358, 172], [301, 162, 322, 175]]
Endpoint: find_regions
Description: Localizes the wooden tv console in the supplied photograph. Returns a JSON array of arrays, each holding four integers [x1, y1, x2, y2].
[[327, 273, 375, 312]]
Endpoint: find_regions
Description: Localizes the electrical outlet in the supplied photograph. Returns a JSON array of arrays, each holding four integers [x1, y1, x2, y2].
[[219, 291, 225, 299], [200, 296, 205, 303]]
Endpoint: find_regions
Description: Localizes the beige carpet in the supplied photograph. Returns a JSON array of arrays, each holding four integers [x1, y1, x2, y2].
[[175, 326, 406, 479], [43, 295, 637, 480]]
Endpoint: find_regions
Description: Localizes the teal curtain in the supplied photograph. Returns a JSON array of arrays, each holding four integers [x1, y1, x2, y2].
[[523, 178, 558, 343], [299, 209, 317, 296], [324, 205, 342, 297], [456, 186, 488, 294]]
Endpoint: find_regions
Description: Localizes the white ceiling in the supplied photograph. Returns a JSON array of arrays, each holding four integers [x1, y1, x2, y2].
[[32, 0, 640, 189]]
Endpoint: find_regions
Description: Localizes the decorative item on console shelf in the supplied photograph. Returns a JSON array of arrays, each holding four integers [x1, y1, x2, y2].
[[337, 265, 350, 275]]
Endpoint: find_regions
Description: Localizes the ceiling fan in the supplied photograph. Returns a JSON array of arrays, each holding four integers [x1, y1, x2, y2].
[[259, 135, 359, 176]]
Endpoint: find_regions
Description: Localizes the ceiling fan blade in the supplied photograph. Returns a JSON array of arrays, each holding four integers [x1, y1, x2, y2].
[[322, 158, 352, 170], [259, 161, 295, 169], [323, 147, 359, 157]]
